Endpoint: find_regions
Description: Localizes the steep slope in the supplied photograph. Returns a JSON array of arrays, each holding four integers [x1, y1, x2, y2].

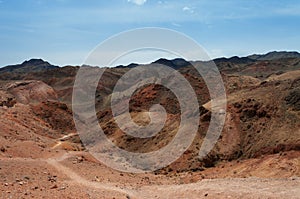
[[0, 78, 81, 159], [3, 80, 58, 104], [91, 66, 299, 173]]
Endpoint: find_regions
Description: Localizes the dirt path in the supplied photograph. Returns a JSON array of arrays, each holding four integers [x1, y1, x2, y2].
[[49, 131, 138, 197], [138, 177, 300, 199], [51, 133, 78, 149], [1, 152, 300, 199], [45, 154, 138, 198], [45, 151, 300, 199], [2, 131, 299, 198]]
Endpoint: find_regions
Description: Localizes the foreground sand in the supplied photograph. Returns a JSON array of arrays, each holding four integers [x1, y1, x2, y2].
[[1, 149, 299, 199]]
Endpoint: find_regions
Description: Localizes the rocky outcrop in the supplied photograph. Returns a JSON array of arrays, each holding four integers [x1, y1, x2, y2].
[[5, 80, 58, 104], [0, 90, 16, 107], [285, 89, 300, 111]]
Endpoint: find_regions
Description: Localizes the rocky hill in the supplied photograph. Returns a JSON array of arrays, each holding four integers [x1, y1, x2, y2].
[[248, 51, 300, 61], [0, 52, 300, 198], [0, 58, 58, 74]]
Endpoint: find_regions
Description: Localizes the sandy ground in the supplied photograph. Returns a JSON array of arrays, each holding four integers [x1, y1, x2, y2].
[[1, 149, 299, 199]]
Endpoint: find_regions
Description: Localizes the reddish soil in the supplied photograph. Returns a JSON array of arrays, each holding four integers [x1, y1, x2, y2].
[[0, 57, 299, 198]]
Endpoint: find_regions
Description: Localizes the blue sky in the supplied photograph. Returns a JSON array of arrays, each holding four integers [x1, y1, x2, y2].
[[0, 0, 300, 66]]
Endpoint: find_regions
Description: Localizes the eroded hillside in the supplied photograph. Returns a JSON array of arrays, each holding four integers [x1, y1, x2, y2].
[[0, 52, 299, 198]]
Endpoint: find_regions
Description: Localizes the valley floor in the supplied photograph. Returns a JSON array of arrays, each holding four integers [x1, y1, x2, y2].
[[1, 148, 299, 199]]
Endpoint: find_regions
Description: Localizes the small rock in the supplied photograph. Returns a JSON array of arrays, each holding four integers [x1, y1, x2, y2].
[[4, 183, 9, 186], [50, 184, 58, 189], [0, 146, 6, 152], [48, 175, 57, 182], [58, 186, 66, 191], [289, 176, 297, 181], [95, 176, 101, 182], [76, 156, 84, 163]]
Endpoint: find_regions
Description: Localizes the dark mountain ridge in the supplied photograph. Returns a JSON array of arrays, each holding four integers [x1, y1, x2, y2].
[[248, 51, 300, 61], [1, 51, 300, 74], [0, 58, 58, 73]]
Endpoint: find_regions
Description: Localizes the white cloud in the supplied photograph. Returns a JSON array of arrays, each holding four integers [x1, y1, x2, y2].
[[128, 0, 147, 6], [182, 6, 190, 11], [182, 6, 194, 14]]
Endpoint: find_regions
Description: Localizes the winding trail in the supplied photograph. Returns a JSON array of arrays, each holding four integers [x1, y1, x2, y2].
[[43, 150, 300, 199], [1, 152, 300, 198], [51, 133, 78, 149], [45, 155, 138, 198], [1, 131, 299, 198], [48, 132, 139, 197]]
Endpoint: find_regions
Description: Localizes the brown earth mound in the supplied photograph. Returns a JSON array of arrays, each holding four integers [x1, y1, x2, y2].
[[4, 80, 58, 104]]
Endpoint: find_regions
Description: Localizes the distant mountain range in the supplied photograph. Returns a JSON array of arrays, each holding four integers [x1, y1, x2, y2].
[[0, 58, 58, 73], [1, 51, 300, 73], [248, 51, 300, 60]]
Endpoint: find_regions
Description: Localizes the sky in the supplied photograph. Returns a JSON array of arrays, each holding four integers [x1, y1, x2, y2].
[[0, 0, 300, 67]]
